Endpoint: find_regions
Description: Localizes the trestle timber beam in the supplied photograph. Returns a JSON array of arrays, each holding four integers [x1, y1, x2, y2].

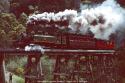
[[0, 48, 41, 55], [0, 48, 115, 56]]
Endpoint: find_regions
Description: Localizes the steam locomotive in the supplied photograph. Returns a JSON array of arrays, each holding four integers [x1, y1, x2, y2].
[[15, 18, 115, 50], [12, 0, 116, 50]]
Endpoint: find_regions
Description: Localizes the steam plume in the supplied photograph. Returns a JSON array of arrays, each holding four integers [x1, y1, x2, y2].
[[27, 0, 125, 40]]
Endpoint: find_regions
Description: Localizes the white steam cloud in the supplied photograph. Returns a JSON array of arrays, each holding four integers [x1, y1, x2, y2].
[[27, 0, 125, 40]]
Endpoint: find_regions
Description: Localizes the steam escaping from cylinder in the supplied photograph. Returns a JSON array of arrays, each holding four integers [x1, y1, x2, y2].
[[25, 44, 45, 54], [27, 0, 125, 41]]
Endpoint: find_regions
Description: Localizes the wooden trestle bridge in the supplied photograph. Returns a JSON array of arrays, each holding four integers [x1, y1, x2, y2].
[[0, 48, 120, 83]]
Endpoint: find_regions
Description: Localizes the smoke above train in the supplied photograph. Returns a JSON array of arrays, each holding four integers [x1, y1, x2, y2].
[[27, 0, 125, 40]]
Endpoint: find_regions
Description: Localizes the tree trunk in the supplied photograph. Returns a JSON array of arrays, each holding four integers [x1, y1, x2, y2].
[[0, 55, 5, 83]]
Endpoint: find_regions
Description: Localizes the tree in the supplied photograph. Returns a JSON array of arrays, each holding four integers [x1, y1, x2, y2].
[[0, 13, 26, 83], [0, 0, 10, 13], [0, 13, 26, 48], [0, 1, 11, 82]]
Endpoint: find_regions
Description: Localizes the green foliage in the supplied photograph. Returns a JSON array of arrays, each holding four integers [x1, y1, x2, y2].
[[41, 56, 54, 80], [6, 56, 27, 77], [18, 13, 28, 26], [15, 67, 24, 75], [0, 0, 10, 13], [13, 75, 24, 83], [0, 13, 26, 47]]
